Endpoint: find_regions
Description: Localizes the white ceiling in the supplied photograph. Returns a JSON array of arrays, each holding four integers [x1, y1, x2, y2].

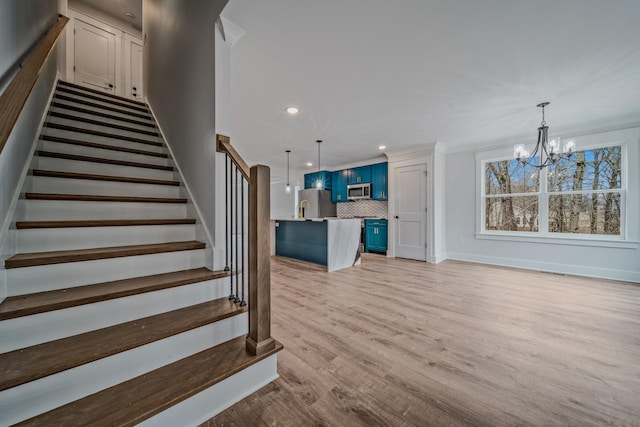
[[221, 0, 640, 176]]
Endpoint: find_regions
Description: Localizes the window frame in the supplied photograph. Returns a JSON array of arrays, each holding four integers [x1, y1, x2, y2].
[[475, 128, 638, 250]]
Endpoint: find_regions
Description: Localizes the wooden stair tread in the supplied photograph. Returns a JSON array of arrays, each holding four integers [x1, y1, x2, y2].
[[58, 80, 147, 107], [16, 218, 195, 229], [54, 93, 152, 120], [0, 268, 227, 321], [25, 193, 187, 203], [49, 111, 159, 136], [5, 241, 205, 269], [44, 122, 162, 147], [41, 134, 168, 157], [51, 101, 156, 128], [56, 84, 148, 113], [36, 150, 173, 171], [0, 297, 245, 391], [32, 169, 180, 186], [16, 336, 283, 426]]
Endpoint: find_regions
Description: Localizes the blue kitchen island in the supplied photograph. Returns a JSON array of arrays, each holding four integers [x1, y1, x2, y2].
[[274, 218, 361, 272]]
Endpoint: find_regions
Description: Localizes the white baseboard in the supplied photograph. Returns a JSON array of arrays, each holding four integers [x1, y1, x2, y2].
[[446, 251, 640, 283]]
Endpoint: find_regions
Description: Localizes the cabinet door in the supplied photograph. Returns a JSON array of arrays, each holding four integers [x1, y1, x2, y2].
[[331, 170, 349, 202], [365, 224, 378, 252], [304, 173, 316, 189], [371, 162, 388, 200], [348, 166, 371, 184], [377, 224, 388, 251], [319, 171, 332, 190]]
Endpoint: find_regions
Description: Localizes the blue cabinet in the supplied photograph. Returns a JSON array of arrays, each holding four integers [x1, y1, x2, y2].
[[304, 171, 332, 190], [370, 162, 388, 200], [365, 219, 388, 253], [348, 165, 371, 185], [331, 169, 349, 202]]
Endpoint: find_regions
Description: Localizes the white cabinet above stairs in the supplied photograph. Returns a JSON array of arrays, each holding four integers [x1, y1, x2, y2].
[[0, 80, 281, 426]]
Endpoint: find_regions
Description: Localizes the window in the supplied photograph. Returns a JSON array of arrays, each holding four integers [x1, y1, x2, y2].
[[481, 144, 625, 238]]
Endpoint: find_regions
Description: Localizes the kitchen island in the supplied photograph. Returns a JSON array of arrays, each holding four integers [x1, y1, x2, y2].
[[274, 218, 361, 272]]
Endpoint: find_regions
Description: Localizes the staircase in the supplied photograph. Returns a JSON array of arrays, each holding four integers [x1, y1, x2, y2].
[[0, 80, 281, 426]]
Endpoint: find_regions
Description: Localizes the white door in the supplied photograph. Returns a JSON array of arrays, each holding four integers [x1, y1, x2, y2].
[[394, 163, 427, 261], [129, 41, 144, 101], [74, 19, 116, 93]]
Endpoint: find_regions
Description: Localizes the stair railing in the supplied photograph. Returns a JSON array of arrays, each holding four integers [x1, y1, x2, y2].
[[217, 134, 276, 356], [0, 14, 69, 155]]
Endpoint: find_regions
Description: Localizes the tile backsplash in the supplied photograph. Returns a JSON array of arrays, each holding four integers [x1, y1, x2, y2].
[[337, 200, 388, 219]]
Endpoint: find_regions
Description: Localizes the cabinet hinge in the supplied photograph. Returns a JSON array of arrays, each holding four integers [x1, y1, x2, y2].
[[73, 65, 76, 72]]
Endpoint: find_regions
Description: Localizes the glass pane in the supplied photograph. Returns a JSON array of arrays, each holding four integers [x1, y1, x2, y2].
[[485, 159, 539, 195], [547, 146, 621, 192], [485, 196, 539, 232], [548, 192, 621, 235]]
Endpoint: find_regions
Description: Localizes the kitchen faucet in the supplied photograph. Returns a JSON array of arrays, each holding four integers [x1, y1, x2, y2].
[[298, 200, 309, 218]]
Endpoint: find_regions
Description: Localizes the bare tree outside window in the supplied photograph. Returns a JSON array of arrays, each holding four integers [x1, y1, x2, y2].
[[548, 146, 621, 235], [484, 159, 539, 231], [483, 145, 622, 237]]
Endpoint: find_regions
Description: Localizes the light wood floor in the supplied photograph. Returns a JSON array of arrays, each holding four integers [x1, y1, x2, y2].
[[202, 254, 640, 426]]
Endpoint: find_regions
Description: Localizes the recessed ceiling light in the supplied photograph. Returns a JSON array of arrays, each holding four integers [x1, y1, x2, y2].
[[125, 12, 135, 19], [286, 106, 299, 115], [378, 145, 387, 150], [306, 162, 313, 167]]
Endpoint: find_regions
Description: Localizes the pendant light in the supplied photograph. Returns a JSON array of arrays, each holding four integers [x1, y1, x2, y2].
[[285, 150, 291, 193], [315, 140, 323, 189], [514, 102, 576, 169]]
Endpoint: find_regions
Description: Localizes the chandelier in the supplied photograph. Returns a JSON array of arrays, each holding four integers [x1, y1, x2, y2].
[[514, 102, 575, 169]]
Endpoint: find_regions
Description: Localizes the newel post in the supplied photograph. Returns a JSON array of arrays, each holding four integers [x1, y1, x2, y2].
[[246, 164, 276, 355]]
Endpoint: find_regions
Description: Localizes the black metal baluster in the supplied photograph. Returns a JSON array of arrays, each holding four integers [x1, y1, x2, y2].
[[228, 161, 235, 300], [234, 166, 240, 303], [240, 176, 247, 306], [225, 156, 230, 273]]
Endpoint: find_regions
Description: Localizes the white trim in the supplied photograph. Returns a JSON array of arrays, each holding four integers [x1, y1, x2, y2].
[[447, 251, 640, 284], [475, 233, 638, 249], [145, 101, 216, 269]]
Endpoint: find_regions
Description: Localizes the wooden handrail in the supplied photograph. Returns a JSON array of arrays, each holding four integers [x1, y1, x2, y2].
[[216, 134, 250, 180], [0, 14, 69, 155]]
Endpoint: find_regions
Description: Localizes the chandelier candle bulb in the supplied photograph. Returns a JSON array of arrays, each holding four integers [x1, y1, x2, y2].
[[564, 140, 576, 154]]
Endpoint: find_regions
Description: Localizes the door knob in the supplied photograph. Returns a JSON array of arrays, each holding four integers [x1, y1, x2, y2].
[[394, 215, 399, 219]]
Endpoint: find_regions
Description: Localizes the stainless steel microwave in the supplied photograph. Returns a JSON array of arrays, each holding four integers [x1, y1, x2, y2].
[[347, 183, 371, 200]]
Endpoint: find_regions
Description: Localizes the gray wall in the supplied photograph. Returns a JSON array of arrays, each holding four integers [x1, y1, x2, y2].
[[0, 0, 59, 92], [0, 1, 61, 299], [144, 0, 228, 241]]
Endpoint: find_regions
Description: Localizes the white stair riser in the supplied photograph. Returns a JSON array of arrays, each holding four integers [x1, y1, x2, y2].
[[41, 127, 166, 155], [15, 225, 197, 252], [1, 275, 233, 351], [141, 355, 278, 427], [55, 89, 149, 116], [52, 97, 155, 125], [45, 116, 162, 147], [50, 105, 157, 133], [39, 140, 170, 167], [34, 156, 175, 181], [6, 248, 208, 295], [30, 176, 181, 198], [0, 314, 247, 426], [19, 200, 187, 221]]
